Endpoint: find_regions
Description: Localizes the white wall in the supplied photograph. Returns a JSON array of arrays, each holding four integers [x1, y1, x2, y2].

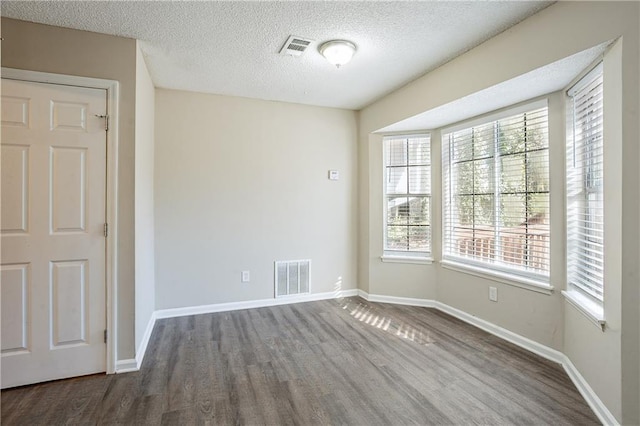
[[134, 43, 155, 353], [358, 2, 639, 423], [154, 89, 358, 309]]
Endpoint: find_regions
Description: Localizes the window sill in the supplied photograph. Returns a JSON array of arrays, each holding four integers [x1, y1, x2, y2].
[[440, 259, 554, 295], [380, 254, 433, 265], [562, 290, 605, 331]]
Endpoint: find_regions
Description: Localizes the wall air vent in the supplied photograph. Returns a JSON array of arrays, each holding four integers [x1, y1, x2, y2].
[[275, 259, 310, 297], [279, 36, 313, 57]]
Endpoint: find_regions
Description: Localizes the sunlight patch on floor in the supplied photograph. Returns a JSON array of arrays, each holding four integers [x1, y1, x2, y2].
[[339, 298, 434, 346]]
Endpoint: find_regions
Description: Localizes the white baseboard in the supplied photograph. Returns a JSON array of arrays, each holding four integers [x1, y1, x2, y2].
[[155, 289, 358, 320], [357, 290, 617, 425], [115, 358, 138, 373], [562, 356, 619, 425], [357, 290, 437, 308], [433, 301, 565, 364], [135, 311, 157, 370]]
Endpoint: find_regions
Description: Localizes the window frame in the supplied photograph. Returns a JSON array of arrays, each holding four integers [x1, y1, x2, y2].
[[563, 62, 605, 325], [441, 99, 552, 289], [382, 134, 432, 261]]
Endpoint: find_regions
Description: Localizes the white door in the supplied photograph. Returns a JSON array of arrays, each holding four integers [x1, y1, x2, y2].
[[1, 79, 107, 388]]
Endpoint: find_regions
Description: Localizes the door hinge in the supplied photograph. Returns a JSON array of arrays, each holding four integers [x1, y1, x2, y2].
[[104, 223, 109, 238], [95, 114, 109, 131], [104, 329, 107, 343]]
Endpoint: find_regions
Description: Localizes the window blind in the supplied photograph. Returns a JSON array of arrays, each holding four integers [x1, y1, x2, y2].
[[442, 104, 550, 280], [567, 64, 604, 302], [384, 135, 431, 253]]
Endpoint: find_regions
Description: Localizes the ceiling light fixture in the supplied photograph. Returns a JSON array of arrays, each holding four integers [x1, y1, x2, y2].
[[319, 40, 356, 68]]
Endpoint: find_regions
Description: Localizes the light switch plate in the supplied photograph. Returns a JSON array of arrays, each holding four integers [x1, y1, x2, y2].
[[328, 170, 339, 180], [489, 286, 498, 302]]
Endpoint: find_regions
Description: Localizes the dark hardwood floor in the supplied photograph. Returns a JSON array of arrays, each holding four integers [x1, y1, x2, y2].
[[1, 297, 600, 425]]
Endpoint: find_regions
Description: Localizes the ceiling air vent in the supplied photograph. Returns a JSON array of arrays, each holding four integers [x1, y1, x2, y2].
[[279, 36, 313, 57]]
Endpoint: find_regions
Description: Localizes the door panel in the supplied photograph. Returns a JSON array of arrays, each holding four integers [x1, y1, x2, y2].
[[50, 100, 89, 132], [50, 147, 88, 233], [0, 264, 30, 354], [51, 259, 88, 347], [1, 95, 29, 127], [0, 144, 29, 233], [1, 78, 107, 388]]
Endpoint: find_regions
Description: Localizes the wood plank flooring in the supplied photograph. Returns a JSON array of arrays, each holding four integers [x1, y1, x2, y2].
[[1, 297, 600, 425]]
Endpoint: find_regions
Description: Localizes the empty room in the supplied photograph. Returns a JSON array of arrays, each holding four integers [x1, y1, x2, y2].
[[1, 1, 638, 424]]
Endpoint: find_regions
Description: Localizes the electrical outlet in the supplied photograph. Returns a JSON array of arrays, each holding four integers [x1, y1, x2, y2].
[[241, 271, 250, 282], [489, 286, 498, 302]]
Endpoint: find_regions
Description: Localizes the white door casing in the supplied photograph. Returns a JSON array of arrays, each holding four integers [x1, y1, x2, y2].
[[1, 78, 108, 388]]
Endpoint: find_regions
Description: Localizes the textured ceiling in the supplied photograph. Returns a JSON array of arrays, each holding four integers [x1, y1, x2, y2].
[[1, 1, 553, 110]]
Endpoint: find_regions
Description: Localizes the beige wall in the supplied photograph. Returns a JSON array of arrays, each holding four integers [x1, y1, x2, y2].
[[154, 89, 358, 309], [358, 2, 639, 423], [134, 42, 155, 354], [1, 18, 138, 360]]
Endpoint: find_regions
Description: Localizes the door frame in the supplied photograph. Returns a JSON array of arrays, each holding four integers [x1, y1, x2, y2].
[[2, 67, 120, 375]]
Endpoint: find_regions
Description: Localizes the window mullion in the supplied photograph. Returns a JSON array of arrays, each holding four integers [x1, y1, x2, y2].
[[405, 139, 410, 251], [572, 97, 577, 168], [524, 113, 530, 268], [471, 128, 476, 244], [494, 121, 502, 263]]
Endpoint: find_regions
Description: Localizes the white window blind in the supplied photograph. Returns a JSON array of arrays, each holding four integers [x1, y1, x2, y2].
[[567, 64, 604, 302], [383, 135, 431, 254], [442, 103, 550, 281]]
